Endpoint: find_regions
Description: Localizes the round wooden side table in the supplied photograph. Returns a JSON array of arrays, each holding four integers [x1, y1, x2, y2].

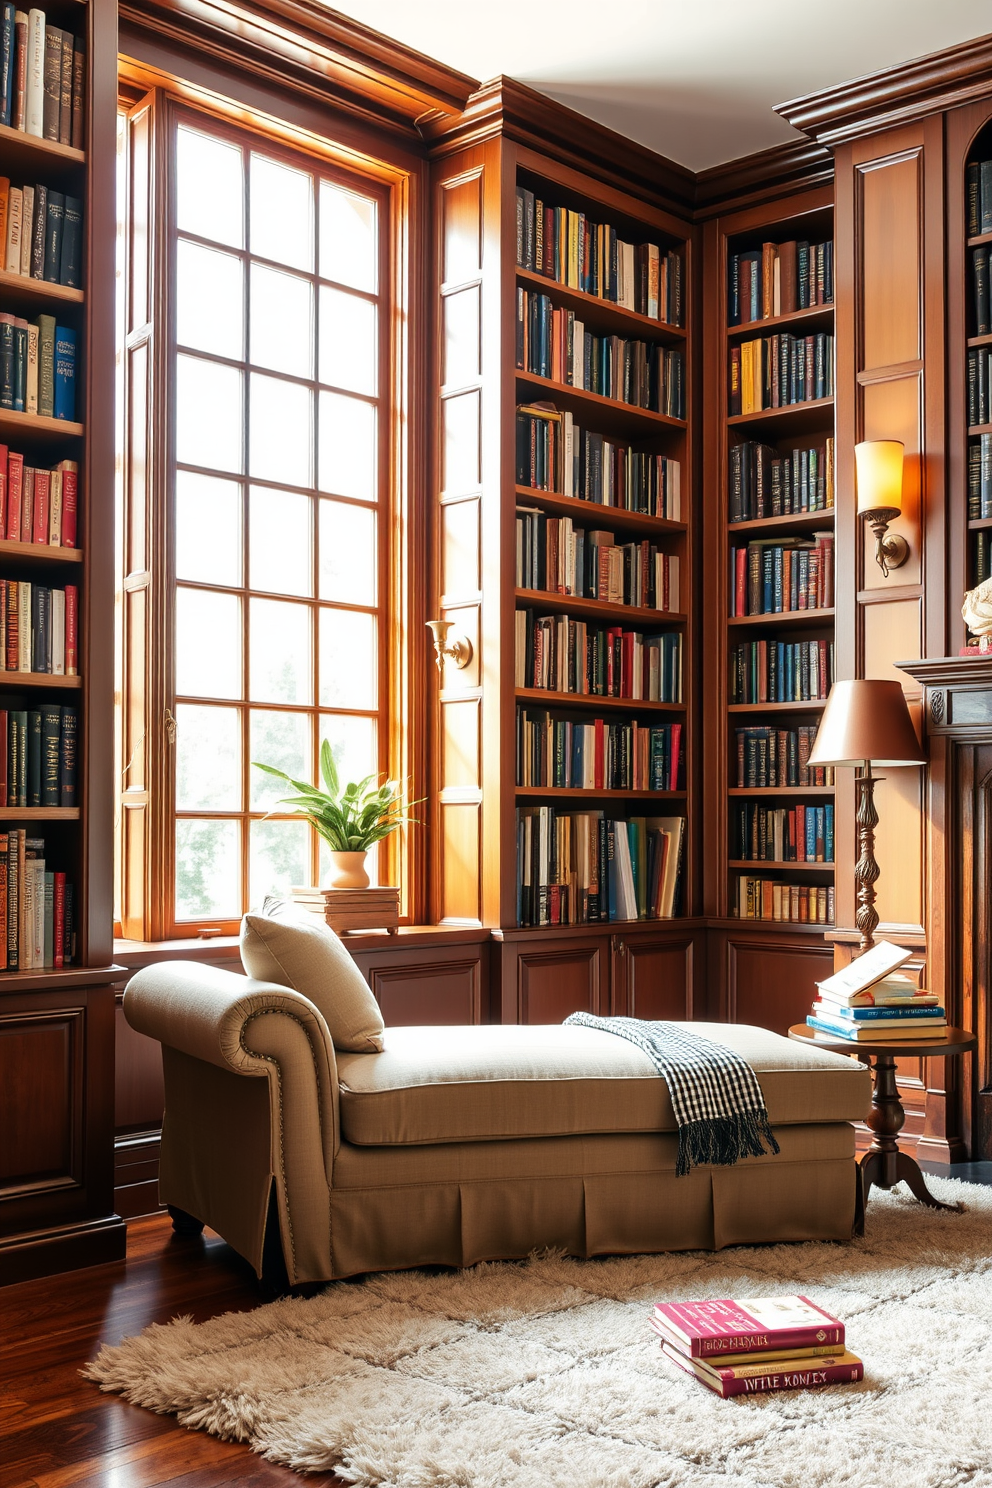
[[788, 1024, 977, 1213]]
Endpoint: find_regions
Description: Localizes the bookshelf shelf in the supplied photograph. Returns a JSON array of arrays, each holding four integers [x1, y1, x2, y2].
[[515, 787, 686, 801], [967, 333, 992, 349], [727, 608, 835, 629], [514, 485, 686, 538], [728, 786, 835, 797], [0, 671, 81, 688], [727, 700, 827, 714], [727, 397, 834, 436], [0, 410, 84, 439], [516, 588, 686, 626], [727, 303, 834, 338], [515, 371, 685, 437], [967, 422, 992, 437], [968, 517, 992, 531], [0, 121, 85, 174], [515, 267, 686, 343], [967, 230, 992, 248], [515, 687, 684, 713], [0, 539, 82, 565], [0, 269, 84, 306], [0, 807, 80, 820], [728, 859, 834, 872], [728, 510, 834, 536]]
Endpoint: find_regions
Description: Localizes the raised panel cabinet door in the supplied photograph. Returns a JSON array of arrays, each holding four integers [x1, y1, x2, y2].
[[728, 935, 834, 1036], [367, 957, 484, 1026], [506, 937, 608, 1025], [617, 934, 694, 1022]]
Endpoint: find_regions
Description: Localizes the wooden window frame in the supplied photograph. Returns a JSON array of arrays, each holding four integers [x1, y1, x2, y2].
[[116, 73, 425, 940]]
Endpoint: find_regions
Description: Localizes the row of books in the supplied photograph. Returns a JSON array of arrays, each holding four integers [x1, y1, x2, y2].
[[515, 187, 683, 325], [0, 313, 76, 420], [516, 290, 685, 417], [516, 807, 684, 926], [735, 877, 834, 923], [0, 446, 77, 546], [728, 638, 833, 705], [729, 333, 834, 415], [728, 438, 835, 522], [966, 347, 992, 429], [0, 702, 75, 806], [515, 403, 682, 520], [966, 157, 992, 238], [654, 1296, 861, 1399], [970, 244, 992, 335], [728, 239, 834, 325], [0, 7, 85, 146], [974, 530, 991, 584], [0, 578, 77, 674], [1, 179, 82, 288], [735, 725, 832, 789], [806, 940, 947, 1043], [515, 509, 681, 612], [514, 611, 683, 701], [734, 802, 834, 864], [0, 829, 75, 969], [516, 710, 683, 792], [968, 434, 992, 522], [730, 533, 835, 617]]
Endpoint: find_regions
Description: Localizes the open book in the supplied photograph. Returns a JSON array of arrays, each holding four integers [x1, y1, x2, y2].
[[816, 941, 912, 999]]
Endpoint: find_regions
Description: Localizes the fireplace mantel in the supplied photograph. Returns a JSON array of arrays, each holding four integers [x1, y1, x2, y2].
[[898, 655, 992, 1160]]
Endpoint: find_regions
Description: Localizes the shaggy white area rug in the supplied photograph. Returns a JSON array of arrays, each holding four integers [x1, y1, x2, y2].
[[86, 1176, 992, 1488]]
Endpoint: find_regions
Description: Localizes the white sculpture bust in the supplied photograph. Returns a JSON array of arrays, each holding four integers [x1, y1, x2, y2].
[[962, 576, 992, 645]]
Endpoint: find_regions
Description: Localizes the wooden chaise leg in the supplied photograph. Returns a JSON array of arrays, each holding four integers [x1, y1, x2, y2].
[[167, 1204, 205, 1237]]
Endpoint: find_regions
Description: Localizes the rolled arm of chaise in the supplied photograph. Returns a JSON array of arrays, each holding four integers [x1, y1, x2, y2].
[[124, 960, 339, 1284]]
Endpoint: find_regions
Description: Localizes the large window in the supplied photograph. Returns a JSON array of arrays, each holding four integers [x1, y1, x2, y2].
[[117, 98, 399, 937]]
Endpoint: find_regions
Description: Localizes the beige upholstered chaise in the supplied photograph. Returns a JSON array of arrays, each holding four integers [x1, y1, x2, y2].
[[124, 906, 871, 1286]]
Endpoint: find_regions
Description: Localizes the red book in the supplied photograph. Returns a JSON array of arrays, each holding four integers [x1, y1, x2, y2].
[[669, 721, 682, 791], [734, 546, 746, 616], [660, 1342, 863, 1398], [0, 445, 6, 540], [795, 804, 805, 862], [65, 584, 78, 675], [652, 1297, 844, 1359], [6, 453, 23, 542], [621, 631, 635, 697], [60, 461, 78, 547], [32, 469, 50, 545], [53, 871, 65, 968], [594, 717, 605, 790]]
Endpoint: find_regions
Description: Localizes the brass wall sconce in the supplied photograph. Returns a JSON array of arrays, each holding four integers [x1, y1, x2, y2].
[[426, 618, 473, 672], [855, 439, 909, 578]]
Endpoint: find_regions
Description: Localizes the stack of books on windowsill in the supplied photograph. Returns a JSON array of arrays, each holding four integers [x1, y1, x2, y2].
[[651, 1296, 862, 1398], [806, 940, 947, 1043]]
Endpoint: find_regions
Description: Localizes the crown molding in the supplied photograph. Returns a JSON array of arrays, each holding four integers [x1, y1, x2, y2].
[[424, 77, 697, 218], [117, 0, 476, 137], [693, 137, 834, 218], [776, 30, 992, 147]]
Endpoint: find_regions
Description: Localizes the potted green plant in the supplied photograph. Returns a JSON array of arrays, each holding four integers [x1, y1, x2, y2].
[[253, 741, 420, 889]]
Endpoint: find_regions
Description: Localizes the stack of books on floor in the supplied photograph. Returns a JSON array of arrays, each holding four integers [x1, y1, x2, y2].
[[652, 1296, 862, 1397], [806, 940, 948, 1043]]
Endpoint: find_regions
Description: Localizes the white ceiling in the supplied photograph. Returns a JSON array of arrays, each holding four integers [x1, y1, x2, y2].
[[330, 1, 992, 170]]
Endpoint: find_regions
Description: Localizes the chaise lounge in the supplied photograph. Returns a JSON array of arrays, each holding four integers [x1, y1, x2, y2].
[[124, 904, 872, 1286]]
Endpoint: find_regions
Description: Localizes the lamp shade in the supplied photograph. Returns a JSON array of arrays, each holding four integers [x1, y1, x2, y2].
[[807, 679, 925, 767], [855, 440, 904, 515]]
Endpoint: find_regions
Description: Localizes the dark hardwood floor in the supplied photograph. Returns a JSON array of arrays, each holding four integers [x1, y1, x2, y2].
[[0, 1214, 348, 1487]]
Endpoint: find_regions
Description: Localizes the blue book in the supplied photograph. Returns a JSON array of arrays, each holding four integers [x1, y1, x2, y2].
[[53, 327, 76, 421], [0, 315, 14, 409], [0, 4, 14, 127], [605, 820, 617, 921], [805, 808, 816, 860], [60, 196, 83, 288], [807, 1014, 945, 1042], [825, 803, 834, 862], [571, 726, 582, 788], [821, 1004, 946, 1021]]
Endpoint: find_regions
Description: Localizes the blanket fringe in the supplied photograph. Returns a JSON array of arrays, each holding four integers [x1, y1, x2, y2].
[[677, 1114, 780, 1177]]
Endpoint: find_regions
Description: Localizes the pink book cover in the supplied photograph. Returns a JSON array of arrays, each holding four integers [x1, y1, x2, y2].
[[652, 1296, 844, 1358]]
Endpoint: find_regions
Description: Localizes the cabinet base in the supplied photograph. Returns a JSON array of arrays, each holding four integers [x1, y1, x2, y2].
[[0, 1214, 127, 1287]]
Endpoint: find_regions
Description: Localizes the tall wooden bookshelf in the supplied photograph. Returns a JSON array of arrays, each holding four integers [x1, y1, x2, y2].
[[701, 186, 837, 1027], [430, 103, 701, 1025], [0, 0, 122, 1284], [962, 123, 992, 597]]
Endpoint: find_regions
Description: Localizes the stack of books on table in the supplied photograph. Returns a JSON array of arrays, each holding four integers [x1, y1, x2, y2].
[[651, 1296, 862, 1398], [806, 940, 947, 1043]]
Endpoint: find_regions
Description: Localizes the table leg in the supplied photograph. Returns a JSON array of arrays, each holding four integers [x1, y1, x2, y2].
[[860, 1053, 964, 1213]]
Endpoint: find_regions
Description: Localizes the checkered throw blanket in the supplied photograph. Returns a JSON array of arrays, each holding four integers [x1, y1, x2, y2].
[[564, 1014, 780, 1176]]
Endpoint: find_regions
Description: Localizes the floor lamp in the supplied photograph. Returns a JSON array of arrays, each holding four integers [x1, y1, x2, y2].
[[806, 679, 925, 955]]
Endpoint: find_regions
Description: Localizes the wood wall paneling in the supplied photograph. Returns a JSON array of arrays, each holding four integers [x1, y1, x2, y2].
[[725, 933, 835, 1034], [860, 374, 923, 590], [502, 937, 608, 1024], [618, 932, 696, 1021]]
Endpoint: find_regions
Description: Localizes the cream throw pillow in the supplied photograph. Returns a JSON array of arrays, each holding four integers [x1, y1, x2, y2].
[[240, 898, 384, 1053]]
